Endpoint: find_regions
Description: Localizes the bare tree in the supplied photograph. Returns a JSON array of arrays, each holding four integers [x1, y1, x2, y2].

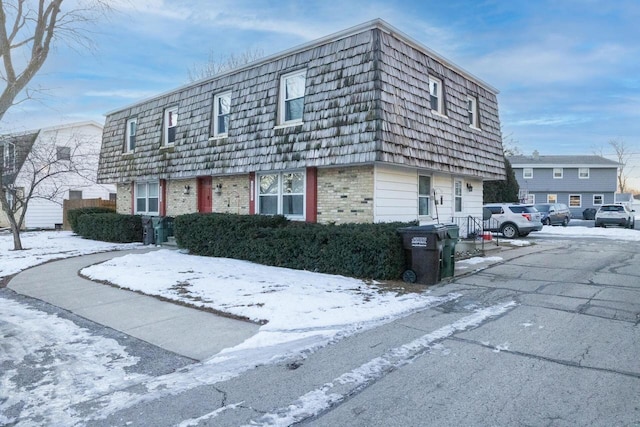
[[593, 138, 633, 193], [501, 130, 522, 157], [187, 48, 264, 82], [0, 0, 111, 250]]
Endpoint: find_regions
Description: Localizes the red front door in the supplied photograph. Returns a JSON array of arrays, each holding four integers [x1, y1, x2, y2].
[[197, 177, 212, 213]]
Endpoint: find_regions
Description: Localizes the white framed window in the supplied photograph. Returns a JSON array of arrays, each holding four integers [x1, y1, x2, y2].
[[523, 168, 533, 179], [553, 168, 563, 179], [593, 194, 604, 205], [418, 175, 431, 216], [135, 181, 159, 215], [68, 190, 83, 200], [454, 180, 462, 212], [467, 96, 479, 128], [125, 117, 137, 152], [429, 76, 444, 114], [164, 106, 178, 146], [258, 171, 305, 218], [3, 142, 15, 173], [213, 91, 231, 137], [278, 70, 306, 125], [56, 146, 71, 161], [578, 168, 589, 179], [547, 194, 557, 203], [569, 194, 581, 208]]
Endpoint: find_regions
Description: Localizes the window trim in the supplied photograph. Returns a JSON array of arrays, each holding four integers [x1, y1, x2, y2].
[[278, 70, 306, 126], [553, 168, 563, 179], [135, 181, 160, 215], [429, 76, 444, 115], [578, 168, 589, 179], [212, 91, 231, 137], [523, 168, 533, 179], [569, 194, 582, 208], [257, 170, 306, 219], [125, 117, 137, 153], [163, 106, 178, 146], [593, 194, 604, 205], [467, 95, 479, 128], [418, 175, 431, 217]]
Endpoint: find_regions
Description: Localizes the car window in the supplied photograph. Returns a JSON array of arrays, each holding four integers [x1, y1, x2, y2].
[[601, 205, 624, 212], [510, 206, 527, 213], [534, 204, 550, 212]]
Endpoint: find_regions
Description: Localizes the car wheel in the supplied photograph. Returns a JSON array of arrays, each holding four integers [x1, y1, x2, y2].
[[562, 217, 569, 227], [544, 218, 551, 226], [501, 223, 518, 239]]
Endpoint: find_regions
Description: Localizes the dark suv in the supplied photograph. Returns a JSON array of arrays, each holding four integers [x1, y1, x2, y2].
[[533, 203, 571, 226]]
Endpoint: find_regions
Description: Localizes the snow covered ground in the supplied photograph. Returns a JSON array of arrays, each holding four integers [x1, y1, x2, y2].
[[1, 225, 638, 425]]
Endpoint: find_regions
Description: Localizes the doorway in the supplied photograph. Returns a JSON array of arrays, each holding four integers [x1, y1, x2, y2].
[[197, 177, 212, 213]]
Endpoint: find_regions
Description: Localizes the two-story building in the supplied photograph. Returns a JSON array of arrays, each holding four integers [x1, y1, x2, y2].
[[98, 19, 505, 225], [508, 154, 620, 217]]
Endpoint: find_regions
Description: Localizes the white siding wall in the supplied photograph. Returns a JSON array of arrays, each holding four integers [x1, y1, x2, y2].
[[373, 164, 484, 225], [374, 164, 419, 223]]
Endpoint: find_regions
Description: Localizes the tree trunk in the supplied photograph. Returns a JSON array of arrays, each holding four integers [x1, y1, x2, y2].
[[8, 214, 23, 250]]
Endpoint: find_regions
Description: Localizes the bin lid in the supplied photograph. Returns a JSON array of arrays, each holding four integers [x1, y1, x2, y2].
[[398, 223, 447, 239], [442, 223, 460, 238]]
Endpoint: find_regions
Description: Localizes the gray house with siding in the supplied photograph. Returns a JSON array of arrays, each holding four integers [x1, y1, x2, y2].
[[508, 154, 619, 217], [98, 19, 505, 225]]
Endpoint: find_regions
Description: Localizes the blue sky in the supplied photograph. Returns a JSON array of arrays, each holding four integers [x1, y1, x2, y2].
[[3, 0, 639, 188]]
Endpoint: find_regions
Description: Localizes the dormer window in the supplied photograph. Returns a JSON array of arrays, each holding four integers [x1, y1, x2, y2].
[[125, 117, 137, 153], [429, 77, 444, 114], [278, 70, 306, 125], [467, 96, 479, 128], [164, 106, 178, 146], [213, 92, 231, 137]]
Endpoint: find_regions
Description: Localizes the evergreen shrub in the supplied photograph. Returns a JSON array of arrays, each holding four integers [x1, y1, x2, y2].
[[76, 213, 143, 243], [67, 206, 116, 233], [174, 213, 409, 279]]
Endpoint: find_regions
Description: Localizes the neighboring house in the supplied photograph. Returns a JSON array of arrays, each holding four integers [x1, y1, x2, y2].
[[1, 121, 116, 229], [98, 19, 505, 226], [614, 193, 634, 210], [508, 154, 620, 217]]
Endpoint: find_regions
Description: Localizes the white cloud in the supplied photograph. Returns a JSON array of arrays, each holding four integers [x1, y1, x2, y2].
[[85, 89, 160, 99]]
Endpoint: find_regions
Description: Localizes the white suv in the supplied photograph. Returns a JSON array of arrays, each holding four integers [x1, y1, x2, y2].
[[483, 203, 544, 238], [595, 204, 636, 228]]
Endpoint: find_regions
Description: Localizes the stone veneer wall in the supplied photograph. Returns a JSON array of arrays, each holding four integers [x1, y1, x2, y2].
[[317, 165, 374, 224], [116, 183, 132, 214], [211, 174, 251, 215], [166, 179, 197, 216]]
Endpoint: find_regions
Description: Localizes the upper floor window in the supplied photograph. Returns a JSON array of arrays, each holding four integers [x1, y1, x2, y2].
[[164, 106, 178, 146], [3, 142, 15, 173], [258, 171, 305, 218], [279, 70, 306, 125], [467, 96, 479, 128], [418, 175, 431, 216], [125, 117, 137, 152], [135, 181, 159, 215], [553, 168, 563, 179], [523, 168, 533, 179], [213, 91, 231, 137], [578, 168, 589, 179], [429, 77, 444, 114], [56, 146, 71, 161]]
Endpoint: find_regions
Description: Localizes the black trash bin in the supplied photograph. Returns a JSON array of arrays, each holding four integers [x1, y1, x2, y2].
[[583, 208, 597, 220], [398, 224, 446, 285], [142, 216, 155, 245]]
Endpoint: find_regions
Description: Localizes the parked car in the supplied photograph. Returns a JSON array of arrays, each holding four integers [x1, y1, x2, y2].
[[534, 203, 571, 226], [594, 204, 636, 228], [483, 203, 544, 238]]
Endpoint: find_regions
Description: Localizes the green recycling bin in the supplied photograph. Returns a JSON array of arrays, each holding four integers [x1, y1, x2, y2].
[[441, 223, 459, 278]]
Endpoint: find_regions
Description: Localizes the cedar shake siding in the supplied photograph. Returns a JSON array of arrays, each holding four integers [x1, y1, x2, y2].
[[98, 20, 504, 185]]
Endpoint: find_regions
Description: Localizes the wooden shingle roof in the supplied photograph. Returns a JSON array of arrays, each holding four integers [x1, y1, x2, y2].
[[99, 19, 505, 183]]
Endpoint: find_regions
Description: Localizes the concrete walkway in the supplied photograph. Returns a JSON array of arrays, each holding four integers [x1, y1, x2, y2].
[[8, 251, 260, 361]]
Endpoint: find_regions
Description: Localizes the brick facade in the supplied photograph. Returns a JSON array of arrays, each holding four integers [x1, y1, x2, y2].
[[166, 179, 197, 216], [212, 174, 251, 215], [116, 183, 131, 215], [317, 166, 374, 224]]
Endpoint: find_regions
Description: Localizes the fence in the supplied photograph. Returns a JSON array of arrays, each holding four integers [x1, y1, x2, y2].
[[449, 215, 501, 254], [62, 198, 116, 230]]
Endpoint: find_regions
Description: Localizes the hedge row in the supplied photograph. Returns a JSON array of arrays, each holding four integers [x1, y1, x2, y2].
[[67, 207, 116, 233], [76, 213, 143, 243], [174, 213, 411, 280]]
